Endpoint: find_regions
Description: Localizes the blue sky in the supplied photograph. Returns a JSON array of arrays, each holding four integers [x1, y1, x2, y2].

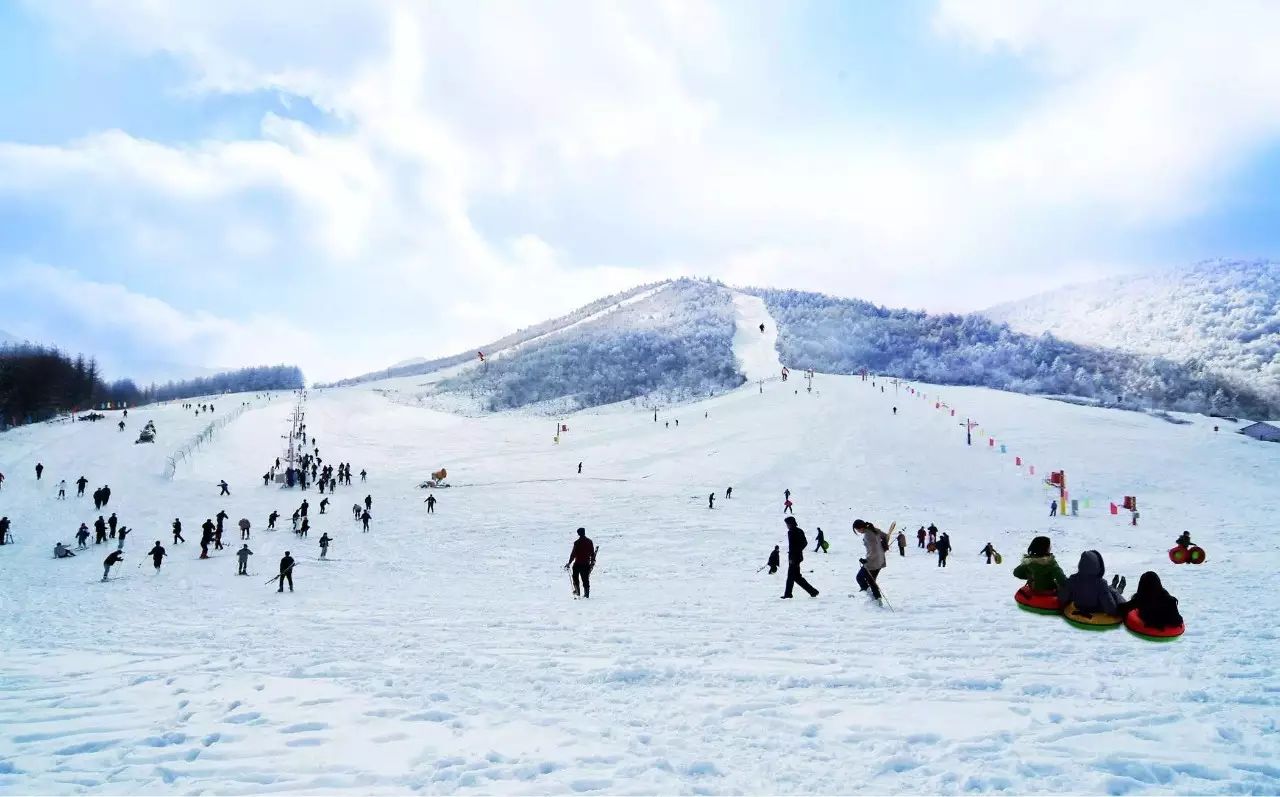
[[2, 0, 1280, 383]]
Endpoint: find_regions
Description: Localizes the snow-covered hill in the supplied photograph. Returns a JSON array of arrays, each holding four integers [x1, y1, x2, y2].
[[985, 260, 1280, 402], [1, 372, 1277, 793]]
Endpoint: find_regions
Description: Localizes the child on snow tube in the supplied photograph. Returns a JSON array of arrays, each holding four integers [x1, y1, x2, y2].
[[1012, 536, 1065, 611], [1118, 571, 1183, 631], [1059, 550, 1125, 617]]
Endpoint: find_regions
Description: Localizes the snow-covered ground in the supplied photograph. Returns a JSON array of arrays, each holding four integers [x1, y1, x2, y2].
[[731, 294, 783, 383], [1, 371, 1279, 794]]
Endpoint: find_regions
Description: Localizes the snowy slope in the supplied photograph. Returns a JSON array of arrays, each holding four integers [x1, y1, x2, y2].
[[731, 293, 782, 382], [1, 374, 1278, 793], [985, 260, 1280, 400]]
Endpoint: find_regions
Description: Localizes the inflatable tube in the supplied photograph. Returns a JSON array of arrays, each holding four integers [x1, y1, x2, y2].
[[1015, 586, 1061, 615], [1187, 546, 1206, 564], [1168, 546, 1189, 564], [1062, 602, 1122, 630], [1124, 609, 1184, 641], [994, 553, 1004, 565]]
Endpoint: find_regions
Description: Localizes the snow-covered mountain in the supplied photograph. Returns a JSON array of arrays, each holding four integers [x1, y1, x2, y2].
[[985, 260, 1280, 402], [332, 277, 1278, 419]]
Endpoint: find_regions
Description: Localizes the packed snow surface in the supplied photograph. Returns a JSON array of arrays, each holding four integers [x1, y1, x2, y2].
[[731, 293, 783, 383], [1, 376, 1278, 794]]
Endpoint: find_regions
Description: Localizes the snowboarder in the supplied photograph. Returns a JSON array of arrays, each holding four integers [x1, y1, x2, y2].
[[35, 462, 43, 480], [781, 517, 818, 599], [218, 479, 230, 496], [813, 527, 827, 553], [268, 510, 279, 530], [360, 509, 371, 533], [1130, 509, 1139, 526], [708, 493, 715, 510], [565, 528, 596, 598], [1049, 499, 1058, 517], [172, 518, 185, 544], [76, 476, 88, 497], [980, 542, 997, 564], [896, 531, 907, 557], [101, 550, 123, 581], [76, 523, 90, 549], [276, 552, 294, 592], [148, 542, 166, 570], [54, 542, 75, 558], [425, 494, 436, 514], [917, 526, 926, 549], [318, 533, 331, 559], [725, 487, 732, 500], [239, 518, 251, 540], [853, 519, 887, 601], [766, 545, 780, 575], [57, 479, 66, 499], [936, 532, 952, 567], [236, 544, 253, 575]]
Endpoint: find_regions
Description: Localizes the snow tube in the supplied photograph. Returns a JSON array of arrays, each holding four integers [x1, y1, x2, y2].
[[1062, 603, 1122, 630], [820, 540, 830, 552], [1124, 609, 1184, 641], [1187, 546, 1206, 564], [1015, 586, 1061, 615], [1168, 545, 1189, 564], [994, 553, 1004, 565]]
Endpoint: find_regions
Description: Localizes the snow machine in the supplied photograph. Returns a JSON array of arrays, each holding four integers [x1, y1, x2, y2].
[[1014, 585, 1061, 615], [1123, 609, 1184, 641], [1168, 545, 1205, 564], [1062, 603, 1122, 631]]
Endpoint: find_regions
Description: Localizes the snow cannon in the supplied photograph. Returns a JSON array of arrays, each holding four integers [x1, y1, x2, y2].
[[1124, 610, 1184, 642], [1062, 603, 1122, 631], [1014, 586, 1061, 615]]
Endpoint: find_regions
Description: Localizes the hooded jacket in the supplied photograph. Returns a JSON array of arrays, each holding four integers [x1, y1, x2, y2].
[[1013, 555, 1066, 591], [1058, 550, 1122, 615]]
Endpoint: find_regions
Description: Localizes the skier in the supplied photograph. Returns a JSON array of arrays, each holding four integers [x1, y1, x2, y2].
[[813, 527, 827, 553], [853, 519, 887, 601], [238, 518, 251, 540], [236, 544, 253, 575], [360, 509, 371, 533], [980, 542, 997, 564], [218, 479, 230, 496], [57, 479, 67, 499], [783, 497, 794, 515], [318, 533, 332, 559], [108, 513, 118, 538], [172, 518, 185, 544], [896, 531, 907, 557], [936, 532, 952, 567], [917, 526, 926, 549], [708, 493, 715, 510], [319, 498, 329, 515], [94, 516, 107, 545], [54, 542, 75, 558], [425, 494, 436, 514], [1049, 499, 1057, 517], [276, 551, 295, 592], [0, 516, 8, 545], [116, 526, 130, 550], [300, 500, 309, 518], [725, 487, 732, 500], [200, 519, 215, 559], [766, 545, 780, 575], [76, 523, 90, 549], [263, 472, 271, 486], [76, 476, 88, 497], [565, 527, 596, 598], [781, 517, 818, 599], [360, 469, 367, 482], [268, 510, 279, 530], [35, 462, 43, 480], [101, 550, 123, 581], [148, 541, 166, 570]]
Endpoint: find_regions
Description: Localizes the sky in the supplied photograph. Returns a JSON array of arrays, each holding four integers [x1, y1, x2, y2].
[[3, 0, 1280, 384]]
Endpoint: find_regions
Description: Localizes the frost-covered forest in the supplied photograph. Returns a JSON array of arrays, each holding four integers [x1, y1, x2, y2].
[[753, 288, 1276, 419], [441, 280, 742, 411], [141, 365, 305, 403]]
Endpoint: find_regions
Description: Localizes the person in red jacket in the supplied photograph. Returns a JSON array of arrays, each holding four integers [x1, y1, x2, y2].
[[565, 528, 596, 599]]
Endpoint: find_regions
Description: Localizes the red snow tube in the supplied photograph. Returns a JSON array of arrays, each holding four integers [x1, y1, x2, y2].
[[1168, 546, 1190, 564], [1015, 586, 1061, 615], [1187, 546, 1206, 564], [1124, 609, 1184, 641]]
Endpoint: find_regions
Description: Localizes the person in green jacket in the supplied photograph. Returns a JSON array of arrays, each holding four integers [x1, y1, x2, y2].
[[1012, 535, 1066, 592]]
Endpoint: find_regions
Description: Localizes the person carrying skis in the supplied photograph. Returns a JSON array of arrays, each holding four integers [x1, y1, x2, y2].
[[813, 527, 827, 553], [276, 551, 294, 592], [425, 494, 437, 514], [218, 479, 230, 496], [766, 545, 781, 574], [148, 541, 166, 570], [980, 542, 997, 564], [360, 509, 370, 533], [917, 526, 926, 549], [236, 544, 253, 575], [172, 518, 185, 544], [896, 531, 907, 557], [708, 493, 715, 510], [852, 519, 886, 602], [268, 510, 279, 530], [565, 527, 596, 598], [781, 517, 818, 599], [318, 533, 332, 559], [101, 550, 123, 581], [936, 532, 952, 567], [76, 523, 91, 549], [238, 518, 251, 540]]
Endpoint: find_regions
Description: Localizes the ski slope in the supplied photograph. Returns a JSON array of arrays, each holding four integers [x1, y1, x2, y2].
[[731, 293, 783, 383], [1, 375, 1278, 794]]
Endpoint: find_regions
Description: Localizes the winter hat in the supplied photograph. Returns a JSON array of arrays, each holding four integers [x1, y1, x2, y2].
[[1027, 536, 1051, 557], [577, 527, 586, 536]]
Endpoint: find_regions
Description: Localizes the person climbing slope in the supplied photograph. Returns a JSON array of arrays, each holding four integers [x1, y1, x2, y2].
[[148, 541, 166, 571], [781, 517, 818, 599], [766, 545, 780, 575], [853, 519, 887, 602], [936, 532, 952, 567], [980, 542, 998, 564], [565, 528, 596, 599], [896, 531, 907, 557]]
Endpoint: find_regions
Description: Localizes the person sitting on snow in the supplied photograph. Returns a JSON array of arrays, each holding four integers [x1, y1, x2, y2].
[[54, 542, 75, 558], [1058, 550, 1125, 615], [1117, 571, 1182, 629], [1012, 536, 1065, 592]]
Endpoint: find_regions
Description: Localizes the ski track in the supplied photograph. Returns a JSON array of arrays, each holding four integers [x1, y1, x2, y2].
[[1, 375, 1279, 794]]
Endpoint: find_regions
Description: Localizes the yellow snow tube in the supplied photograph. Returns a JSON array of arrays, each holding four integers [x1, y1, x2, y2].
[[1062, 602, 1122, 631]]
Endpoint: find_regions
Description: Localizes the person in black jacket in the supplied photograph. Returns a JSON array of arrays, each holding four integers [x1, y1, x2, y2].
[[101, 550, 123, 581], [277, 551, 295, 592], [200, 519, 215, 559], [781, 517, 818, 598], [172, 518, 185, 544], [980, 542, 996, 564], [766, 545, 780, 575], [813, 527, 827, 554], [94, 516, 108, 545], [1117, 571, 1182, 629], [936, 533, 952, 567], [148, 542, 166, 570]]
